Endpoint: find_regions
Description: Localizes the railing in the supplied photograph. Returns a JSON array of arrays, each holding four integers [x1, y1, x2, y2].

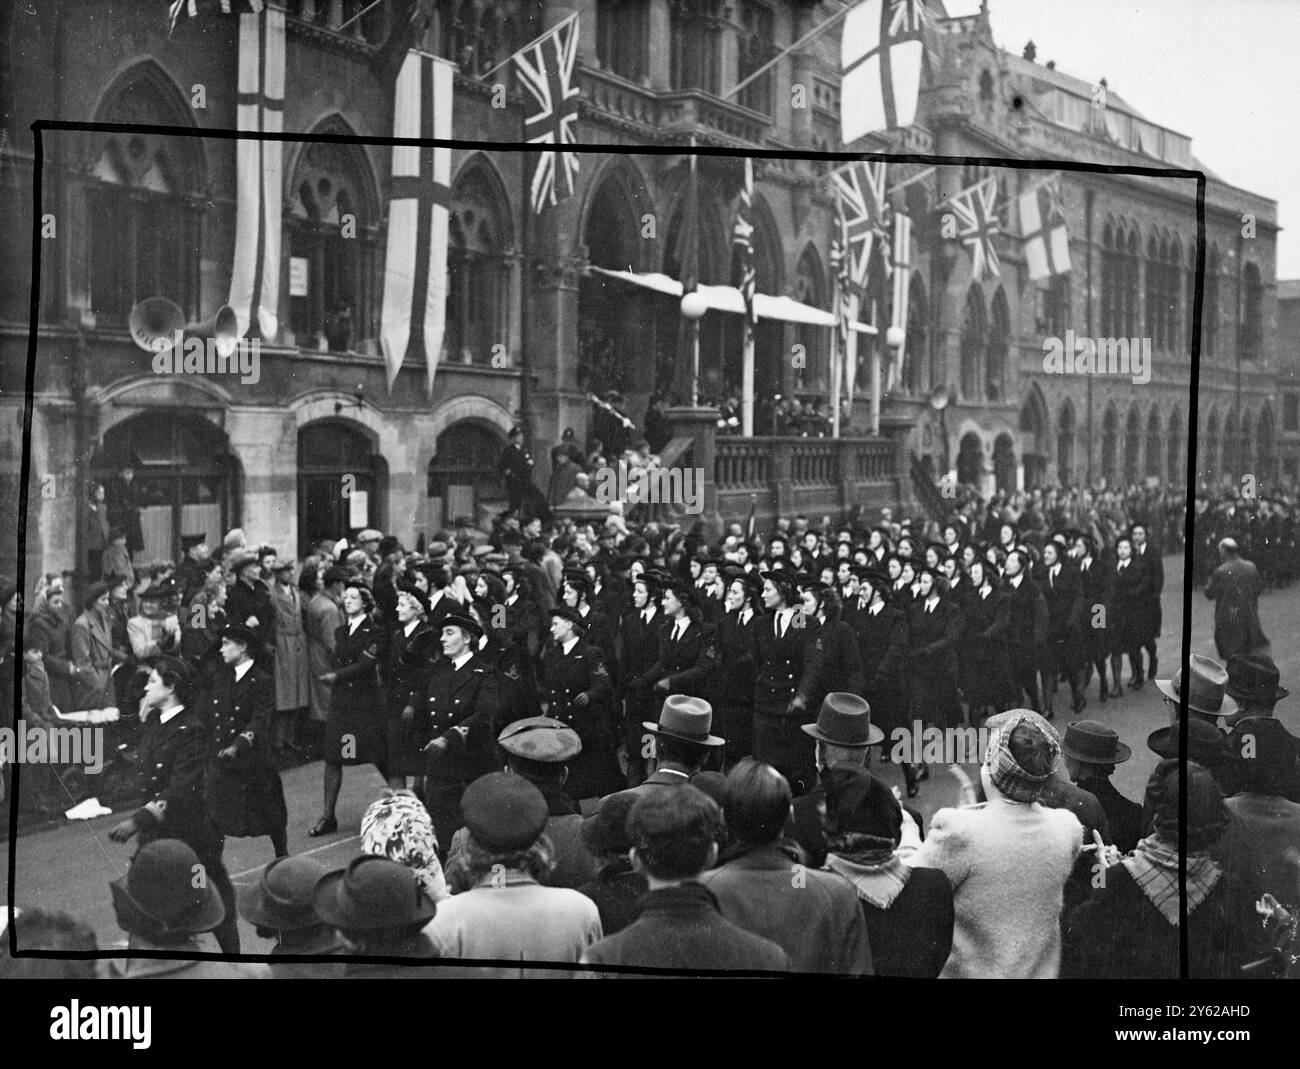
[[714, 441, 771, 487], [659, 89, 771, 145], [791, 442, 836, 485]]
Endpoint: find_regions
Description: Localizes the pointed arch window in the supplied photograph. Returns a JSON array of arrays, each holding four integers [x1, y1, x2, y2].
[[987, 287, 1009, 401], [960, 285, 986, 401], [446, 166, 512, 365], [88, 71, 205, 323]]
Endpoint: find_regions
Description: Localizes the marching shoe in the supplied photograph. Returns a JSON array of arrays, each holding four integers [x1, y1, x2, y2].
[[308, 816, 338, 838], [1109, 681, 1124, 699]]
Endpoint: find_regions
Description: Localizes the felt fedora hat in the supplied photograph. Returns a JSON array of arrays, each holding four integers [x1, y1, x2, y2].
[[1225, 653, 1289, 704], [643, 694, 724, 747], [1155, 654, 1239, 719], [238, 855, 330, 931], [1060, 720, 1132, 765], [801, 692, 884, 747], [1147, 718, 1231, 763], [312, 855, 436, 930]]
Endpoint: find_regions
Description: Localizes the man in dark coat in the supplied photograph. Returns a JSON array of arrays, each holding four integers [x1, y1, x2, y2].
[[622, 694, 724, 801], [752, 571, 823, 797], [202, 624, 288, 859], [1059, 720, 1143, 854], [108, 656, 240, 954], [579, 786, 789, 975], [1131, 523, 1164, 682], [537, 607, 618, 801], [498, 426, 538, 518], [1204, 538, 1268, 662], [1034, 539, 1086, 718], [107, 466, 145, 557], [420, 611, 502, 853]]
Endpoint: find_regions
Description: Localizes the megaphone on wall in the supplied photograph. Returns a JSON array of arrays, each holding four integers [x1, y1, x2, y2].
[[128, 297, 239, 356]]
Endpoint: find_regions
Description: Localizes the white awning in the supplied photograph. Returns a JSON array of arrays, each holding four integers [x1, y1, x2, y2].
[[585, 266, 877, 334]]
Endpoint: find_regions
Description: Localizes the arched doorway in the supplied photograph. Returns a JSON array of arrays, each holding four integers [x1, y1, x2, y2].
[[297, 420, 387, 552], [993, 433, 1017, 492], [1144, 407, 1162, 480], [957, 431, 984, 488], [1101, 403, 1119, 486], [1124, 403, 1142, 485], [1019, 387, 1049, 489], [1057, 399, 1076, 485], [578, 166, 644, 396], [426, 420, 505, 529], [94, 412, 239, 563], [1167, 408, 1183, 485]]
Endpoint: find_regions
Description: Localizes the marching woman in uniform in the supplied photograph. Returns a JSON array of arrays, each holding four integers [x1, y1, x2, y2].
[[1073, 532, 1111, 705], [752, 570, 823, 797], [383, 587, 438, 791], [1108, 533, 1151, 699], [904, 567, 962, 797], [851, 569, 908, 756], [618, 571, 668, 785], [109, 656, 241, 954], [203, 623, 289, 860], [537, 606, 618, 802], [717, 569, 763, 768], [960, 558, 1010, 721], [799, 582, 864, 719], [310, 583, 388, 837]]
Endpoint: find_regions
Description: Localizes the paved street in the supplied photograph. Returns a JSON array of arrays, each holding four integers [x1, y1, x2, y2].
[[7, 552, 1299, 953]]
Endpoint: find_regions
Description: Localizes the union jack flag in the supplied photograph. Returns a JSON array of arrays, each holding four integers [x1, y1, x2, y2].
[[514, 13, 582, 214], [733, 158, 757, 327], [831, 160, 890, 293], [168, 0, 262, 36], [829, 209, 854, 347], [947, 176, 1002, 281]]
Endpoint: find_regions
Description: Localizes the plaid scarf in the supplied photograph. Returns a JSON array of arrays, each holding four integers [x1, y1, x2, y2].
[[824, 842, 911, 910], [1122, 834, 1221, 926]]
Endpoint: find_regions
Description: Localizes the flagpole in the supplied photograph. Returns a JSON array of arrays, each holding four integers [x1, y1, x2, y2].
[[336, 0, 387, 35], [742, 321, 755, 436], [479, 11, 579, 82], [720, 3, 854, 102], [831, 319, 842, 439], [870, 298, 881, 436], [689, 134, 700, 408]]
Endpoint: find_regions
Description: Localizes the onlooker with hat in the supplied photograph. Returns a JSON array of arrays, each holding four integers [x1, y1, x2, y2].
[[908, 710, 1083, 978], [1205, 536, 1268, 662], [716, 568, 764, 768], [580, 786, 788, 974], [306, 565, 347, 727], [538, 606, 618, 801], [787, 692, 921, 868], [269, 557, 310, 758], [1211, 718, 1300, 907], [419, 610, 502, 851], [701, 759, 872, 975], [1146, 716, 1233, 793], [238, 855, 348, 978], [1155, 653, 1239, 725], [109, 657, 242, 954], [107, 839, 268, 978], [576, 791, 647, 936], [626, 694, 724, 798], [202, 623, 289, 859], [177, 534, 211, 606], [226, 549, 275, 672], [1059, 720, 1142, 853], [1224, 653, 1294, 731], [619, 570, 670, 785], [314, 854, 443, 977], [499, 425, 538, 518], [423, 773, 602, 977], [310, 583, 388, 838], [752, 569, 823, 797], [1064, 760, 1259, 978], [360, 788, 450, 904], [83, 482, 111, 581], [100, 527, 135, 588], [492, 717, 596, 888], [126, 582, 181, 661], [820, 764, 953, 978]]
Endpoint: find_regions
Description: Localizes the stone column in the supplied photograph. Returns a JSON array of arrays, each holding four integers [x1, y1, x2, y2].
[[667, 404, 722, 535]]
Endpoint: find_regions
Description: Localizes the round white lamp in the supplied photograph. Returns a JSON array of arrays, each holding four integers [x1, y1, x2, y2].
[[680, 291, 709, 320]]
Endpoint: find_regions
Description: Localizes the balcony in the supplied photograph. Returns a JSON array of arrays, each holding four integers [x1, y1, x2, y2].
[[713, 435, 900, 525], [659, 89, 771, 147]]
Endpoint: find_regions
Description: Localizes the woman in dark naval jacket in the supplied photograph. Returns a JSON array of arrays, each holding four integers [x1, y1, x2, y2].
[[383, 587, 438, 790], [798, 582, 863, 717], [310, 583, 387, 837], [959, 558, 1010, 721]]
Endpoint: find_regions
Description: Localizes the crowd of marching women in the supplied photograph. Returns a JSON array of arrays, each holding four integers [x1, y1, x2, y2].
[[2, 464, 1298, 977]]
